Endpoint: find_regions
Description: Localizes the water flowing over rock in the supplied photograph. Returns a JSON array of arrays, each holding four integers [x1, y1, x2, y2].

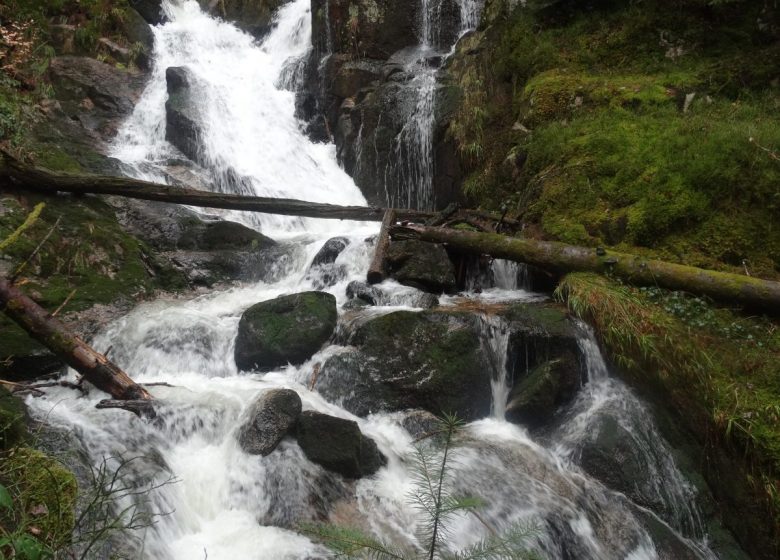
[[295, 410, 387, 478], [238, 389, 302, 455], [199, 0, 290, 38], [17, 0, 747, 557], [234, 291, 338, 371], [300, 0, 476, 209]]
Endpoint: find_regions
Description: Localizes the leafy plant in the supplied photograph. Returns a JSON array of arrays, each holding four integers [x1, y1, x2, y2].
[[304, 414, 540, 559]]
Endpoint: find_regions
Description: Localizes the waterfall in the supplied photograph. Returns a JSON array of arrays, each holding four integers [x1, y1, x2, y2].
[[478, 314, 512, 419], [382, 0, 486, 210], [22, 2, 728, 559]]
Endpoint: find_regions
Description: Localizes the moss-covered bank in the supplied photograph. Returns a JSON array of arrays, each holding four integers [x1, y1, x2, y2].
[[447, 0, 780, 278], [557, 273, 780, 557]]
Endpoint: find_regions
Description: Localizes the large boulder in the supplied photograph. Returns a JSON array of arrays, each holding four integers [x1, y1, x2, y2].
[[165, 66, 201, 161], [200, 0, 289, 38], [129, 0, 167, 25], [317, 303, 582, 423], [295, 411, 386, 478], [235, 292, 338, 371], [385, 240, 456, 293], [48, 56, 146, 138], [317, 310, 493, 418], [502, 303, 583, 425], [238, 389, 302, 455]]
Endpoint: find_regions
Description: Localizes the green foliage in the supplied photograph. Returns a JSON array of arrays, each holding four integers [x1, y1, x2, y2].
[[449, 0, 780, 277], [305, 414, 539, 559]]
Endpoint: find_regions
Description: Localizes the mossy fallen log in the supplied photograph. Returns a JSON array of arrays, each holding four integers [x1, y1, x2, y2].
[[391, 224, 780, 313], [0, 277, 152, 401]]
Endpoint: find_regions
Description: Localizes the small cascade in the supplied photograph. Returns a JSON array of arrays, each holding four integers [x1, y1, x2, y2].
[[478, 314, 512, 419], [491, 258, 531, 291], [381, 0, 485, 210], [555, 324, 713, 551]]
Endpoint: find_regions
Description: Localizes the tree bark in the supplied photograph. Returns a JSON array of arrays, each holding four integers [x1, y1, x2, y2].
[[367, 209, 395, 284], [391, 224, 780, 313], [0, 277, 152, 400], [1, 159, 430, 222]]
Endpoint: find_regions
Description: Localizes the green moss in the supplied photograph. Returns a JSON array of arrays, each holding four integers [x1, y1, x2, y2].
[[0, 193, 187, 362], [1, 447, 77, 548], [448, 0, 780, 278], [0, 387, 28, 450]]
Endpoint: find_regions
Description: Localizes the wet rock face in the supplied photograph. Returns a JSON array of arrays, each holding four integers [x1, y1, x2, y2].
[[300, 0, 465, 210], [386, 240, 457, 293], [165, 66, 202, 162], [295, 410, 387, 478], [48, 56, 146, 140], [235, 291, 338, 371], [502, 304, 584, 425], [199, 0, 290, 39], [311, 0, 419, 59], [129, 0, 167, 25], [238, 389, 302, 455]]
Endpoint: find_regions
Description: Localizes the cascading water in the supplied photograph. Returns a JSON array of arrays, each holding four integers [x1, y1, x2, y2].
[[23, 1, 729, 559], [382, 0, 486, 210]]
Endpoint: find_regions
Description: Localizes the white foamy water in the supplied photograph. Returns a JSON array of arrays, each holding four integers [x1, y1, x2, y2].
[[25, 2, 722, 559]]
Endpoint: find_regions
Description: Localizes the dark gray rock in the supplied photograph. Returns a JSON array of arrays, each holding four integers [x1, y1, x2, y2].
[[401, 410, 441, 440], [312, 0, 419, 59], [386, 240, 456, 293], [295, 411, 386, 478], [129, 0, 167, 25], [235, 292, 338, 371], [317, 310, 492, 418], [238, 389, 302, 455], [505, 358, 580, 426], [120, 7, 155, 69], [312, 237, 350, 266], [199, 0, 289, 39], [502, 303, 583, 426], [48, 56, 146, 137], [165, 66, 201, 161]]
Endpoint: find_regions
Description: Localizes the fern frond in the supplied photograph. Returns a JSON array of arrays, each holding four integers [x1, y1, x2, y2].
[[441, 520, 541, 560], [300, 523, 411, 560]]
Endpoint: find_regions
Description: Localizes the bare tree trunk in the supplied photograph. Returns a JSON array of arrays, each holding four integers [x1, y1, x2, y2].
[[0, 277, 152, 400], [367, 209, 396, 284], [1, 159, 429, 222], [391, 224, 780, 313]]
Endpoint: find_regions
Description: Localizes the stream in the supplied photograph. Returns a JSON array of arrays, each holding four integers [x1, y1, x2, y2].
[[25, 1, 725, 558]]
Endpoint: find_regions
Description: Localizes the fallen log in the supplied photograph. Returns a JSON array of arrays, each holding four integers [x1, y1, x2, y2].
[[0, 277, 152, 400], [1, 159, 430, 222], [367, 209, 395, 284], [391, 224, 780, 313]]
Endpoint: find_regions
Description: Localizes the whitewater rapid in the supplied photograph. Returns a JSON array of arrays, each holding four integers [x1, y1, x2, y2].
[[23, 2, 722, 559]]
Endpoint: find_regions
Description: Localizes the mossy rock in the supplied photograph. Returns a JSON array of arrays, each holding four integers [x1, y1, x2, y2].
[[234, 291, 338, 371], [506, 357, 580, 425], [317, 310, 493, 419], [1, 447, 78, 547], [0, 387, 28, 450], [177, 219, 276, 251]]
